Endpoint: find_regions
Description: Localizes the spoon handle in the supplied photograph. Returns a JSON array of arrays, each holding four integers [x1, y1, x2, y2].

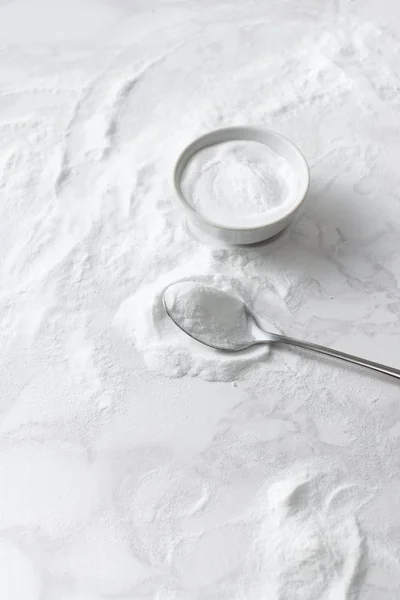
[[269, 333, 400, 380]]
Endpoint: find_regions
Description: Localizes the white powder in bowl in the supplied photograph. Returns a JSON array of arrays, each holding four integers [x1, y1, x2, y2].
[[180, 140, 298, 227], [164, 281, 250, 350]]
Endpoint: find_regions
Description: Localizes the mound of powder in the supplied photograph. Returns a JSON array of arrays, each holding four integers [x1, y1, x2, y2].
[[114, 269, 272, 382], [164, 281, 250, 350], [181, 140, 297, 227]]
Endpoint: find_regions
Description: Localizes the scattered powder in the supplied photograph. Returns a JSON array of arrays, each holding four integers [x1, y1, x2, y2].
[[181, 140, 297, 227], [0, 3, 399, 599], [247, 468, 366, 598], [164, 281, 250, 350], [115, 460, 366, 597]]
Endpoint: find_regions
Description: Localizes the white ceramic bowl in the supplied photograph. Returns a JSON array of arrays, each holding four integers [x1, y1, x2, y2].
[[173, 126, 310, 245]]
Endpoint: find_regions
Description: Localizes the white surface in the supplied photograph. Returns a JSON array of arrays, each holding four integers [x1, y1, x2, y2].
[[1, 0, 400, 598]]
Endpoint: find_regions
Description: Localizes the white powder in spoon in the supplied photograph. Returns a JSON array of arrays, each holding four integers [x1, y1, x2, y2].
[[115, 267, 272, 382], [181, 140, 298, 227], [164, 281, 250, 350]]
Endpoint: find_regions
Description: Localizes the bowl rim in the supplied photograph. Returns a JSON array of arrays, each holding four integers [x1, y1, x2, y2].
[[173, 125, 310, 233]]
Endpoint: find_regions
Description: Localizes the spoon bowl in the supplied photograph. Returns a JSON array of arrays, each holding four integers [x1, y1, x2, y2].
[[163, 281, 400, 380], [163, 284, 270, 352]]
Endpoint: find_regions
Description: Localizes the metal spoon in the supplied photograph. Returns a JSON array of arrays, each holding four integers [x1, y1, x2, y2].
[[163, 284, 400, 381]]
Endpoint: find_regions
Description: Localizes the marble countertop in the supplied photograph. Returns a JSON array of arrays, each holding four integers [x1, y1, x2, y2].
[[1, 0, 400, 599]]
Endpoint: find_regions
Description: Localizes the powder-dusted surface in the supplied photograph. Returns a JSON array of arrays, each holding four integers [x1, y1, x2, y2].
[[181, 141, 296, 226], [164, 282, 250, 350], [2, 0, 400, 598]]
